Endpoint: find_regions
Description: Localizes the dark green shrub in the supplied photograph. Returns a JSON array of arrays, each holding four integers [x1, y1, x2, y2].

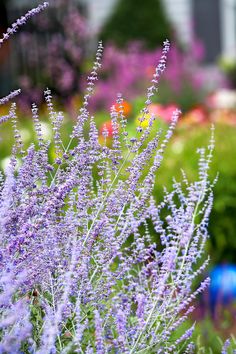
[[100, 0, 172, 49]]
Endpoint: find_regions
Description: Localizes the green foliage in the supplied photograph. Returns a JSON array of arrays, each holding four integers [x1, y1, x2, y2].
[[192, 317, 236, 353], [219, 57, 236, 89], [100, 0, 172, 49], [154, 122, 236, 263], [156, 80, 205, 113]]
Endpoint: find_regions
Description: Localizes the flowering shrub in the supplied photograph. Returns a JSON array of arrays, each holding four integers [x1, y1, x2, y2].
[[90, 41, 208, 113], [99, 0, 172, 50], [16, 0, 88, 110], [0, 3, 217, 353]]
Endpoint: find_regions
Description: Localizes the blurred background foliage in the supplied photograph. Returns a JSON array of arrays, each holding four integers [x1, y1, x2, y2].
[[99, 0, 172, 49], [1, 0, 236, 350]]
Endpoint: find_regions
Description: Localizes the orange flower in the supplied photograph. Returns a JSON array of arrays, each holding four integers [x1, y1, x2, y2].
[[113, 100, 132, 117]]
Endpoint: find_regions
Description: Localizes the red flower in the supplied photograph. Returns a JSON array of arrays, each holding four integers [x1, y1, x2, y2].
[[100, 120, 113, 138]]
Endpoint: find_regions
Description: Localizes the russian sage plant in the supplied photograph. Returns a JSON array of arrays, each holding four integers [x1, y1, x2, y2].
[[0, 3, 214, 353]]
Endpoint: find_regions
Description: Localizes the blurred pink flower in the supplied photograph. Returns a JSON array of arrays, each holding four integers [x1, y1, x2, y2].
[[183, 107, 207, 124], [148, 103, 180, 123]]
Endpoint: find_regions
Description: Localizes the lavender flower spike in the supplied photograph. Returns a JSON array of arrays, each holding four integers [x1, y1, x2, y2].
[[0, 2, 49, 47], [0, 89, 21, 106]]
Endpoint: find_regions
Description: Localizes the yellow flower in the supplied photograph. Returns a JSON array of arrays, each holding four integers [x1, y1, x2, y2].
[[135, 113, 152, 128]]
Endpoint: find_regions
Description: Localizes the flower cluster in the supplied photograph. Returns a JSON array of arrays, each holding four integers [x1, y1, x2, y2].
[[0, 4, 215, 353], [16, 0, 89, 110], [89, 41, 207, 113]]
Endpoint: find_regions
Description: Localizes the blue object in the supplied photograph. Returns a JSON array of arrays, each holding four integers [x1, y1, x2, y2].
[[209, 264, 236, 313]]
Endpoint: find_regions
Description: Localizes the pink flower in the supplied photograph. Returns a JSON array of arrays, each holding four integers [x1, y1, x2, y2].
[[183, 107, 207, 124], [148, 103, 180, 123]]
